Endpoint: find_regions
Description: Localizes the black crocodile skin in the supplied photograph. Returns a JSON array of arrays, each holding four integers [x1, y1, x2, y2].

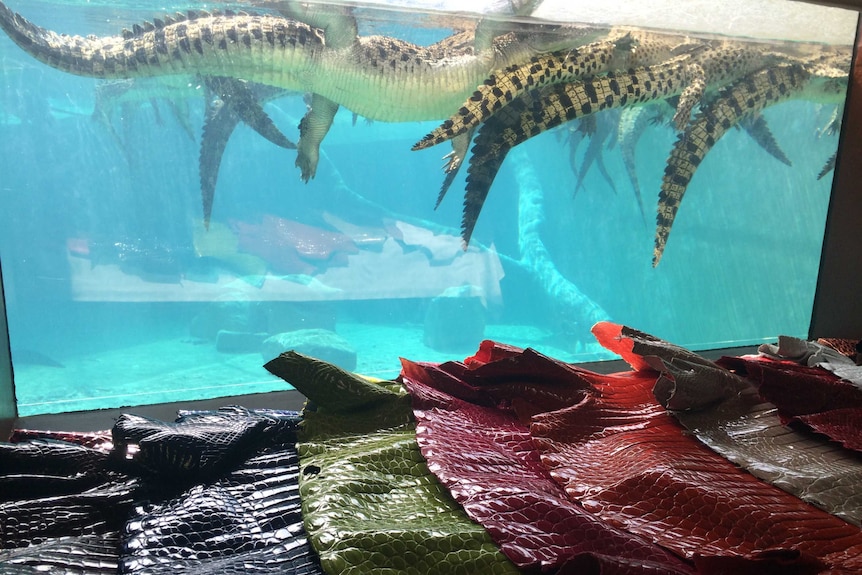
[[1, 407, 322, 575], [112, 406, 300, 481], [122, 447, 320, 574], [0, 533, 120, 574], [0, 438, 121, 500]]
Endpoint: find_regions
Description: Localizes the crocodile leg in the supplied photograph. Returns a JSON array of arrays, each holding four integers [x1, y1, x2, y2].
[[296, 93, 339, 181], [671, 62, 706, 129], [739, 112, 792, 166], [654, 65, 810, 266], [200, 77, 296, 226]]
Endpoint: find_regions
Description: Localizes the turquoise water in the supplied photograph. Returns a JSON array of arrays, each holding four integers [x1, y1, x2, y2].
[[0, 0, 852, 415]]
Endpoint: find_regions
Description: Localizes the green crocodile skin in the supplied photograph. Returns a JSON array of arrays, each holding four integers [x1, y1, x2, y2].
[[264, 352, 519, 575]]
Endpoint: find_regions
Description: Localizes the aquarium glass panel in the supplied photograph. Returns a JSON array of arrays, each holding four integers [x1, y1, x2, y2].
[[0, 0, 856, 415]]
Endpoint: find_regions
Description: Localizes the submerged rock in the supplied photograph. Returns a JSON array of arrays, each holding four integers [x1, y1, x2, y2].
[[424, 286, 486, 352], [215, 330, 268, 354]]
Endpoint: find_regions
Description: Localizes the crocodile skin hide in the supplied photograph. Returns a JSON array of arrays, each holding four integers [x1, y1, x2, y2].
[[264, 351, 520, 575], [0, 430, 138, 552], [401, 336, 862, 574], [593, 322, 862, 525], [122, 446, 321, 574], [112, 406, 301, 480], [1, 408, 323, 575], [584, 323, 862, 573], [531, 370, 862, 573], [718, 355, 862, 452], [0, 429, 137, 573], [401, 357, 696, 574], [0, 533, 121, 575]]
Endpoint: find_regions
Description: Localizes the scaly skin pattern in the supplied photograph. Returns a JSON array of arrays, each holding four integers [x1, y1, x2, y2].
[[0, 1, 602, 123], [413, 29, 692, 150], [653, 65, 811, 266], [458, 56, 697, 245], [434, 42, 775, 153], [453, 44, 801, 246]]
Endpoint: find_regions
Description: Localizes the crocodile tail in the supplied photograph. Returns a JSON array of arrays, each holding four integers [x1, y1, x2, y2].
[[456, 67, 686, 245], [412, 40, 622, 151], [459, 88, 548, 246], [199, 89, 241, 228], [462, 142, 509, 247], [0, 1, 323, 81], [740, 113, 792, 167], [0, 1, 101, 75], [653, 65, 810, 266], [618, 106, 654, 225]]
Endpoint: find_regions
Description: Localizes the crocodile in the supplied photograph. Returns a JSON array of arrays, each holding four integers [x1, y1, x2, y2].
[[0, 0, 606, 181], [412, 28, 700, 151], [444, 41, 845, 249], [425, 30, 674, 211], [447, 44, 775, 245]]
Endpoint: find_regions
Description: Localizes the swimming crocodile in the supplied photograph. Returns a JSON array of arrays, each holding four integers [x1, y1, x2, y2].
[[412, 29, 699, 151], [0, 0, 604, 174], [424, 30, 682, 211]]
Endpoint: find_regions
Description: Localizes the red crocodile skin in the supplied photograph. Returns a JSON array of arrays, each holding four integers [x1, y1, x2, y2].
[[582, 323, 862, 573], [411, 346, 599, 422], [718, 355, 862, 452], [401, 357, 696, 575]]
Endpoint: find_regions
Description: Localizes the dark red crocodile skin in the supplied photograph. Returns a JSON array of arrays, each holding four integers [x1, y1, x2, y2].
[[718, 355, 862, 452]]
